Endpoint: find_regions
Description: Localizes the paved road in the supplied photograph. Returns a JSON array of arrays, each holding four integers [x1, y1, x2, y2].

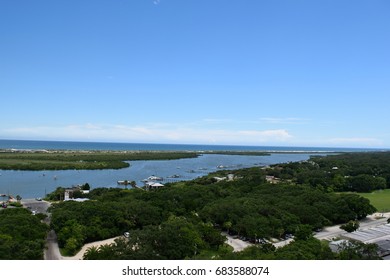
[[62, 236, 119, 260], [21, 199, 51, 215], [22, 195, 121, 260], [222, 213, 390, 253], [44, 230, 62, 260], [21, 197, 388, 259], [21, 199, 60, 260]]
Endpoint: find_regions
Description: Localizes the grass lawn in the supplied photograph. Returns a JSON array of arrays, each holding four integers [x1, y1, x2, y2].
[[359, 189, 390, 212]]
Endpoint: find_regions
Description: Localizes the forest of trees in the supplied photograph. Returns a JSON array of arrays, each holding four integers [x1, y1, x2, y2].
[[267, 152, 390, 192], [0, 150, 199, 170], [48, 157, 379, 259], [0, 208, 49, 259], [5, 151, 388, 260]]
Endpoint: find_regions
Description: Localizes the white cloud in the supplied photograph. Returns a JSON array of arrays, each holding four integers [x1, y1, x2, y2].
[[5, 123, 387, 148], [238, 129, 292, 140], [259, 117, 310, 125], [327, 137, 383, 147], [201, 118, 233, 124], [5, 122, 388, 149], [2, 124, 293, 145]]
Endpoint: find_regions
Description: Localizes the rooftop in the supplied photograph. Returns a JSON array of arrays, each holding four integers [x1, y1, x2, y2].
[[342, 224, 390, 243]]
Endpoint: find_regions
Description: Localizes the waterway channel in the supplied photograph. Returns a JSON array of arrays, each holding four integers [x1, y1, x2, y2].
[[0, 153, 323, 199]]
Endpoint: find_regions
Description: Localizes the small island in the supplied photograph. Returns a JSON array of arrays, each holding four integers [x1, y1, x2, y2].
[[0, 149, 200, 170], [0, 148, 331, 171]]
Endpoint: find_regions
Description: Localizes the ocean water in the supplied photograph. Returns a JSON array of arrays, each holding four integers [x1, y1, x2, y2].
[[0, 139, 382, 199], [0, 139, 378, 152]]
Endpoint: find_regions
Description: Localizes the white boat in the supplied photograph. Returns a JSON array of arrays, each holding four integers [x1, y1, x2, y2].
[[147, 176, 163, 181]]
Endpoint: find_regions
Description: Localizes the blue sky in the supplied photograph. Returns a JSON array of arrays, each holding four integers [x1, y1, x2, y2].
[[1, 0, 389, 148]]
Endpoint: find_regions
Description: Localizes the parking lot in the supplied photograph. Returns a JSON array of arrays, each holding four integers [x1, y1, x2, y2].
[[341, 223, 390, 258], [342, 223, 390, 243], [21, 198, 51, 214]]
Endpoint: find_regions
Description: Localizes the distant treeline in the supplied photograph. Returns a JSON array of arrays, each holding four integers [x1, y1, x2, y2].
[[265, 152, 390, 192], [202, 151, 270, 156], [0, 150, 272, 171], [0, 150, 199, 170]]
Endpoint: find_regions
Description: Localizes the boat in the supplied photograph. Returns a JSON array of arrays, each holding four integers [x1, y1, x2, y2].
[[167, 174, 181, 178], [147, 176, 163, 181], [117, 180, 131, 185]]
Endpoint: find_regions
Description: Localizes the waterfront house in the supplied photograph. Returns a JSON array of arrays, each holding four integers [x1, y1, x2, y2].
[[145, 181, 165, 191]]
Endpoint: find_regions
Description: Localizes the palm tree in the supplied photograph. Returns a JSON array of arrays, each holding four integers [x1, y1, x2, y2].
[[83, 246, 100, 260], [223, 221, 233, 234]]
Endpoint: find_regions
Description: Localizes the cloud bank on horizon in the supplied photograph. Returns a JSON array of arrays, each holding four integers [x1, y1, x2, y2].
[[0, 121, 384, 148], [1, 123, 292, 144]]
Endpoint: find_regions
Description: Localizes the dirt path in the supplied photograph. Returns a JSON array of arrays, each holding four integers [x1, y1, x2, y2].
[[62, 236, 120, 260], [224, 235, 252, 252]]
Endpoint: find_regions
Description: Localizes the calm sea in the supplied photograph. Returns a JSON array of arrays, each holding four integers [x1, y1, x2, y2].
[[0, 139, 383, 199], [0, 139, 378, 152]]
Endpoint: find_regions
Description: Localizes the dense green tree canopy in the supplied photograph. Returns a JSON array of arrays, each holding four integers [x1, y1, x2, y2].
[[0, 208, 49, 260], [49, 166, 377, 259], [48, 152, 388, 260], [268, 152, 390, 192]]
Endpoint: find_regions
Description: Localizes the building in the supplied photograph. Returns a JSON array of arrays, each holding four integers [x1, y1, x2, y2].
[[329, 240, 350, 253], [64, 185, 89, 201], [342, 223, 390, 258], [144, 181, 165, 191], [374, 239, 390, 257], [266, 175, 280, 184]]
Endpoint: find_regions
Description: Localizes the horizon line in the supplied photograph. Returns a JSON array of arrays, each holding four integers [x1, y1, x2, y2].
[[0, 138, 388, 151]]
